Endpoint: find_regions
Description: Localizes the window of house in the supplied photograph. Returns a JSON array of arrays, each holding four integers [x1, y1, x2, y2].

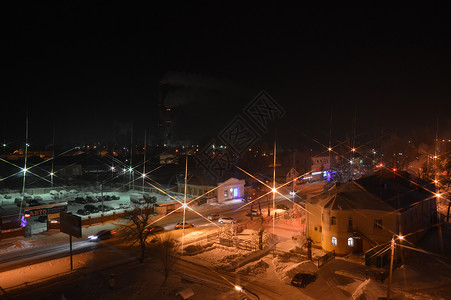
[[331, 216, 337, 225], [374, 219, 383, 229], [348, 238, 354, 247], [331, 237, 337, 246], [348, 217, 353, 232], [233, 187, 239, 198], [224, 190, 228, 198]]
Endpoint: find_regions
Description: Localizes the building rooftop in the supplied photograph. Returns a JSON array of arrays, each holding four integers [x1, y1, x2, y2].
[[309, 171, 434, 213]]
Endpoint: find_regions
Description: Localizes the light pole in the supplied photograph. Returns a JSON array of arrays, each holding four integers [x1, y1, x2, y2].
[[387, 234, 404, 300]]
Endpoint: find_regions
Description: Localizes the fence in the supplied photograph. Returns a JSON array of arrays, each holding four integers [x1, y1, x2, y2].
[[236, 239, 256, 251], [316, 250, 335, 267], [0, 269, 75, 295], [81, 211, 125, 226], [0, 227, 25, 240], [219, 237, 234, 247]]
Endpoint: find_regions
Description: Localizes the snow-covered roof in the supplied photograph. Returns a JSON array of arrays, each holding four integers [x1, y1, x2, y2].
[[309, 173, 432, 212]]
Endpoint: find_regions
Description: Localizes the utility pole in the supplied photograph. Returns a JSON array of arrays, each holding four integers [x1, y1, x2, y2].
[[387, 237, 395, 300], [101, 184, 104, 213], [387, 235, 404, 300], [142, 129, 146, 193]]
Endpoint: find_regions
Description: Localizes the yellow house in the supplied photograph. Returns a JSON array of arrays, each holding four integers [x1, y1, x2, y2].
[[307, 172, 437, 255]]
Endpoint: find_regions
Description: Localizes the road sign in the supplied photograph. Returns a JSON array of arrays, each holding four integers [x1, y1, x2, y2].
[[60, 212, 82, 238]]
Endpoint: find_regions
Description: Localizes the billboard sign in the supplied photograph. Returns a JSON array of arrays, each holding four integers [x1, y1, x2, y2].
[[60, 212, 82, 238]]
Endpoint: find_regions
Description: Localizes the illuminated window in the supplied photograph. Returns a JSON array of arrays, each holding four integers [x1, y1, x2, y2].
[[224, 190, 228, 198], [233, 188, 238, 198], [331, 237, 337, 246], [348, 238, 354, 247]]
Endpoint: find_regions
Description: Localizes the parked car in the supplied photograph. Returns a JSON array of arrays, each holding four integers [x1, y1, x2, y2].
[[111, 195, 120, 200], [207, 214, 220, 220], [175, 222, 194, 229], [23, 195, 33, 203], [84, 204, 99, 213], [28, 200, 42, 207], [144, 226, 165, 234], [75, 197, 87, 204], [68, 200, 76, 206], [76, 209, 90, 215], [246, 210, 260, 216], [119, 203, 131, 209], [86, 196, 97, 203], [88, 230, 116, 241], [290, 273, 317, 288], [130, 194, 145, 204], [98, 205, 114, 212], [218, 217, 236, 224], [276, 204, 289, 210]]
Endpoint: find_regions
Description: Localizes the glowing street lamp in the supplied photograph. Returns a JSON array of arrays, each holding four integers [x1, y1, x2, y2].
[[234, 285, 259, 300]]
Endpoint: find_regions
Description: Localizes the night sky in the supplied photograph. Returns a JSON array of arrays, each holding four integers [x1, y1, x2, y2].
[[3, 2, 451, 148]]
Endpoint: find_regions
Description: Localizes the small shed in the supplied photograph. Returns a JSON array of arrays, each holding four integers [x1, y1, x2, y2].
[[154, 201, 181, 215], [217, 177, 245, 203]]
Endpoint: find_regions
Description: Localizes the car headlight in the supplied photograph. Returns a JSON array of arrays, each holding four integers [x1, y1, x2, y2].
[[88, 235, 98, 240]]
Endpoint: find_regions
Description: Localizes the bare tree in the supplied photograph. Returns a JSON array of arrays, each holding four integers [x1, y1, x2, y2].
[[119, 204, 156, 263], [255, 215, 265, 250], [152, 234, 180, 286]]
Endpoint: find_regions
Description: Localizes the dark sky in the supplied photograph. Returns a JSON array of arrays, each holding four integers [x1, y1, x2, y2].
[[3, 2, 451, 148]]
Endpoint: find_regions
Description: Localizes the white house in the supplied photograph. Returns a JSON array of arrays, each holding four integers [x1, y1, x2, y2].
[[217, 177, 245, 203]]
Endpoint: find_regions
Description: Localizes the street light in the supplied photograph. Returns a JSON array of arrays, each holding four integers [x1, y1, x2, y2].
[[387, 234, 404, 300], [234, 285, 260, 300]]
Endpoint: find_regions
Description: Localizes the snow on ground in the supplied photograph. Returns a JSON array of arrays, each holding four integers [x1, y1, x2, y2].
[[236, 259, 269, 276], [0, 239, 35, 252], [2, 186, 450, 299], [0, 223, 119, 255], [182, 242, 250, 269], [0, 251, 93, 289], [273, 258, 318, 284]]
